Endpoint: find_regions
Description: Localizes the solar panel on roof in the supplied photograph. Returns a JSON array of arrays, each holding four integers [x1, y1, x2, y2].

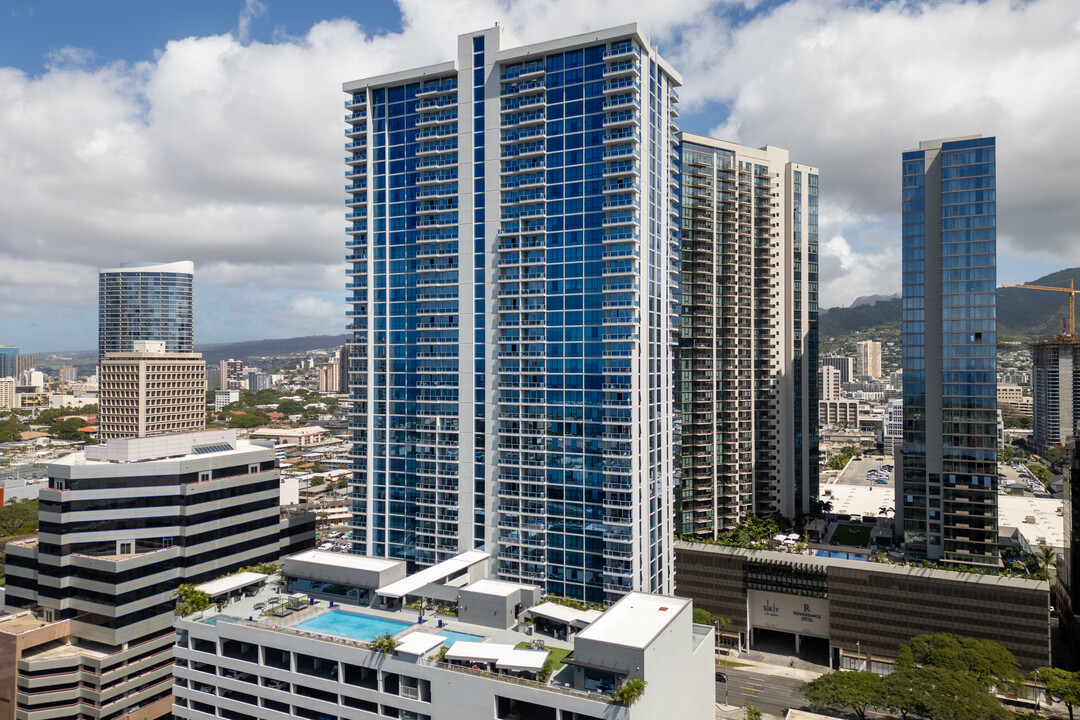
[[192, 442, 233, 454]]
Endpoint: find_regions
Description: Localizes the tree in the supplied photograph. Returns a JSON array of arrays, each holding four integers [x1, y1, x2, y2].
[[228, 412, 270, 429], [0, 417, 29, 443], [370, 632, 398, 655], [801, 670, 880, 720], [1039, 667, 1080, 720], [1037, 545, 1058, 575], [174, 584, 213, 616], [895, 633, 1024, 694], [275, 399, 305, 416], [881, 665, 1009, 720], [1044, 445, 1067, 473], [744, 704, 762, 720], [47, 417, 96, 443]]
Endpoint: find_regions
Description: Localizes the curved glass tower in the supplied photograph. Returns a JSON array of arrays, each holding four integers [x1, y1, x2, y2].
[[98, 261, 194, 358]]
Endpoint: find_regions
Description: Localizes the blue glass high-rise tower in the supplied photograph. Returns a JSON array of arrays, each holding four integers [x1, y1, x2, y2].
[[343, 25, 681, 601], [0, 346, 16, 378], [98, 261, 194, 359], [897, 136, 998, 567]]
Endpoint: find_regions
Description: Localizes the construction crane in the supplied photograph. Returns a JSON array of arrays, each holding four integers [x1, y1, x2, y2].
[[1003, 279, 1076, 337]]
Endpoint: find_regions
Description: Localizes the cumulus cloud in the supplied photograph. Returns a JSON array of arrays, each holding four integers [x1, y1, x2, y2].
[[683, 0, 1080, 302], [0, 0, 1075, 351]]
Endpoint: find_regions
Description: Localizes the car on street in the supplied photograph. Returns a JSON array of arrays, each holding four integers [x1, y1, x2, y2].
[[715, 671, 727, 682]]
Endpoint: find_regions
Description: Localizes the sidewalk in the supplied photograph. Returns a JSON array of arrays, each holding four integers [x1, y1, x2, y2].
[[715, 702, 787, 720], [727, 656, 827, 683]]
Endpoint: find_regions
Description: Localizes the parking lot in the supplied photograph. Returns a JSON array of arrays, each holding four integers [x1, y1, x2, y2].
[[834, 457, 893, 488]]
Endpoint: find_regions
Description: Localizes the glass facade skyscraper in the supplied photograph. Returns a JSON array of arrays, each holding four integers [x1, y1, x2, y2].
[[98, 261, 194, 358], [676, 135, 819, 536], [344, 25, 681, 602], [898, 136, 998, 567], [0, 346, 16, 378]]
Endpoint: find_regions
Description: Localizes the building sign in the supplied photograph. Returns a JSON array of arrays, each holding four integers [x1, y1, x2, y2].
[[748, 589, 829, 638]]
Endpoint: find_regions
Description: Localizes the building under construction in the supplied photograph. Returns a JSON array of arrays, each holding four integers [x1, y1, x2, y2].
[[1032, 334, 1080, 453]]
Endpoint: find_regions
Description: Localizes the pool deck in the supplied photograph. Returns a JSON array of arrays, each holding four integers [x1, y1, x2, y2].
[[191, 582, 574, 655]]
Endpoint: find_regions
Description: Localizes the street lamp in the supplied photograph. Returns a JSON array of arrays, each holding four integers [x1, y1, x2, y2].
[[856, 641, 861, 671]]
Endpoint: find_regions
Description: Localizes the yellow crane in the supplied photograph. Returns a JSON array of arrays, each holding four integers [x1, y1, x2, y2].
[[1002, 279, 1076, 337]]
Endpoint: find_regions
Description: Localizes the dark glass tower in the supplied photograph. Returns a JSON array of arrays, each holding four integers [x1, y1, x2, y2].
[[98, 261, 194, 358], [898, 136, 998, 567]]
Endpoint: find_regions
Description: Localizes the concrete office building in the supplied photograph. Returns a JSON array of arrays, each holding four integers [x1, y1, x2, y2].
[[821, 356, 854, 384], [173, 556, 714, 720], [0, 430, 291, 720], [206, 364, 222, 391], [344, 25, 681, 602], [883, 398, 904, 454], [220, 359, 246, 390], [676, 135, 819, 536], [318, 361, 341, 394], [819, 365, 842, 402], [897, 136, 998, 566], [856, 340, 882, 379], [338, 345, 351, 395], [819, 399, 861, 427], [1031, 336, 1080, 454], [675, 541, 1050, 672], [99, 261, 194, 358], [15, 355, 36, 375], [98, 340, 207, 440], [248, 371, 273, 392], [215, 389, 240, 412], [0, 378, 13, 412]]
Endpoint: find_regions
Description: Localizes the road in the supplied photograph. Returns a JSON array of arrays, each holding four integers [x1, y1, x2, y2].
[[716, 667, 902, 718], [715, 668, 807, 717]]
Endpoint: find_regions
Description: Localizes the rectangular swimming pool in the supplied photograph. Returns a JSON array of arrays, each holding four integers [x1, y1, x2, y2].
[[295, 611, 413, 642], [438, 630, 485, 646]]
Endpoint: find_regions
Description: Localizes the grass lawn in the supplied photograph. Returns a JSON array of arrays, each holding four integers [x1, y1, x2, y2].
[[516, 642, 572, 670], [716, 659, 752, 668], [831, 523, 872, 548]]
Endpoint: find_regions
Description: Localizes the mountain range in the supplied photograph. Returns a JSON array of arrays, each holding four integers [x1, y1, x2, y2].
[[820, 267, 1080, 342]]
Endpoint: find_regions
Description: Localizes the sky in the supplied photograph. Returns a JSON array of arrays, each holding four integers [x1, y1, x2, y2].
[[0, 0, 1077, 354]]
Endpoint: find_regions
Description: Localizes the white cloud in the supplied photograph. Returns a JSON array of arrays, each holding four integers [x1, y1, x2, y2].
[[686, 0, 1080, 294], [0, 0, 1076, 351], [819, 233, 901, 308]]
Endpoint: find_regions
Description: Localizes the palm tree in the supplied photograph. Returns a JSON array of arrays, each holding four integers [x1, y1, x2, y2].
[[1038, 545, 1058, 575]]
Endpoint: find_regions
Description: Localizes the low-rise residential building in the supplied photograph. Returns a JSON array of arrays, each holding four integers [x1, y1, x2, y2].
[[251, 426, 329, 448], [819, 399, 862, 427], [173, 554, 715, 720]]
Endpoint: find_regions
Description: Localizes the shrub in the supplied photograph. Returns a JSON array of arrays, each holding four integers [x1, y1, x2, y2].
[[611, 678, 647, 706], [370, 632, 398, 655], [174, 584, 213, 616]]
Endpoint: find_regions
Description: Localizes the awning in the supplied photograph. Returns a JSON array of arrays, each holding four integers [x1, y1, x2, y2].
[[195, 572, 269, 599], [376, 551, 489, 600]]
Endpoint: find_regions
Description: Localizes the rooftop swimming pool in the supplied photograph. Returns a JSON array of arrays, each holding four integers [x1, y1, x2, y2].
[[438, 629, 485, 646], [815, 550, 868, 561], [295, 611, 413, 642]]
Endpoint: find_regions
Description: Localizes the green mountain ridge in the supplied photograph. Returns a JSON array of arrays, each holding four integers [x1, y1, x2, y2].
[[820, 267, 1080, 343]]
